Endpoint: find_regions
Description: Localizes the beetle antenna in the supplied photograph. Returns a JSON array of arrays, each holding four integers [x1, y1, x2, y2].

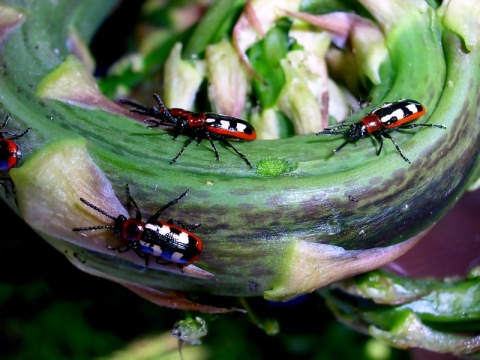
[[7, 127, 31, 140], [150, 190, 189, 221], [316, 128, 351, 135], [152, 93, 177, 124], [77, 198, 117, 221], [0, 114, 10, 130], [125, 184, 142, 220], [152, 93, 168, 111], [72, 224, 115, 232], [119, 98, 158, 118], [119, 98, 149, 110]]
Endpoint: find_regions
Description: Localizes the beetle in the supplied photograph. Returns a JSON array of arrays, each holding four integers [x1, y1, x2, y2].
[[316, 99, 446, 163], [72, 185, 203, 269], [0, 114, 30, 194], [0, 114, 30, 171], [121, 93, 256, 167]]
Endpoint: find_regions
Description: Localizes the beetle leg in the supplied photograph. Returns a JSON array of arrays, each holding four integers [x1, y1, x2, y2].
[[133, 249, 149, 268], [171, 135, 196, 164], [202, 132, 220, 162], [333, 138, 352, 154], [220, 138, 252, 168], [398, 123, 446, 130], [155, 257, 185, 273], [381, 131, 411, 164], [373, 132, 384, 156]]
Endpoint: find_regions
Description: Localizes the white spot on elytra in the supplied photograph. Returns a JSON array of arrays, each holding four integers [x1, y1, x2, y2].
[[145, 223, 190, 244], [171, 252, 184, 262], [139, 241, 162, 256], [220, 120, 231, 129], [237, 123, 247, 131], [381, 108, 405, 123], [405, 104, 418, 113]]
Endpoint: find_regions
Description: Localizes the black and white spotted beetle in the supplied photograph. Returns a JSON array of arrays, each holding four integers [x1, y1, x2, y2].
[[121, 93, 256, 167], [316, 99, 446, 163], [72, 185, 203, 269]]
